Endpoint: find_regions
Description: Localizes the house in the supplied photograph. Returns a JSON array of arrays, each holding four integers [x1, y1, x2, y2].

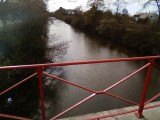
[[134, 13, 158, 22], [66, 9, 75, 15]]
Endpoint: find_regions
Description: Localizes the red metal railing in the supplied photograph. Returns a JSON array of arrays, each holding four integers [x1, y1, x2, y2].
[[0, 56, 160, 120]]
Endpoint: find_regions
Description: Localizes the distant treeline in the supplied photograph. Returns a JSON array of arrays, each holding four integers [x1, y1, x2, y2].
[[52, 6, 160, 55]]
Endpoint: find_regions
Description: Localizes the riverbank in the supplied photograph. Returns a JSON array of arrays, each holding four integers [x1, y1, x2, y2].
[[52, 7, 160, 56], [0, 1, 50, 118], [45, 19, 160, 119]]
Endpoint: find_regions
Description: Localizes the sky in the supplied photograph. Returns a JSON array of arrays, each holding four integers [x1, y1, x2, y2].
[[47, 0, 158, 15]]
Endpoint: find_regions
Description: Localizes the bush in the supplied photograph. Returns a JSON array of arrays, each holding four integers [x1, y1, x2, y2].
[[97, 18, 126, 41]]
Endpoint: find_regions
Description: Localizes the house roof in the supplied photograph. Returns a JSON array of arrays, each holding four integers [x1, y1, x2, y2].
[[134, 13, 158, 19]]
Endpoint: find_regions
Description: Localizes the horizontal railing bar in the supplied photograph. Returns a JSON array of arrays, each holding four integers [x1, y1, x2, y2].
[[50, 93, 96, 120], [104, 92, 139, 105], [145, 93, 160, 105], [103, 63, 150, 92], [0, 73, 37, 96], [0, 114, 31, 120], [86, 103, 160, 120], [0, 56, 159, 120], [0, 56, 160, 70], [43, 72, 96, 93]]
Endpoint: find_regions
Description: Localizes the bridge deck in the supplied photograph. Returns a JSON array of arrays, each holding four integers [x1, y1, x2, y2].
[[59, 101, 160, 120]]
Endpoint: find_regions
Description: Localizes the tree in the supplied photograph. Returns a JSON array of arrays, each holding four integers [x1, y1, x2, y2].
[[143, 0, 160, 21], [122, 8, 128, 15], [0, 0, 47, 27], [114, 0, 127, 15], [87, 0, 105, 10], [74, 6, 82, 16]]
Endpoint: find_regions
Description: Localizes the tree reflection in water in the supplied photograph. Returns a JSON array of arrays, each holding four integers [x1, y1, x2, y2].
[[0, 0, 68, 119]]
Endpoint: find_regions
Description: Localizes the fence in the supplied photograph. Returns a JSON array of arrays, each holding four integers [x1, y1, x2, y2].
[[0, 56, 160, 120]]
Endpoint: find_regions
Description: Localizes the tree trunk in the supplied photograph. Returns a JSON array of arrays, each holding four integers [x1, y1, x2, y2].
[[155, 0, 160, 20], [116, 5, 119, 16], [155, 0, 160, 29], [158, 7, 160, 21]]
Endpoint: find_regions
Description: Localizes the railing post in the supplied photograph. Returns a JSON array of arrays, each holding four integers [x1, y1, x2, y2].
[[136, 58, 155, 118], [36, 67, 46, 120]]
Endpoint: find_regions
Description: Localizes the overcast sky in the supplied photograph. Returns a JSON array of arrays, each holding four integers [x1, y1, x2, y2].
[[47, 0, 157, 15]]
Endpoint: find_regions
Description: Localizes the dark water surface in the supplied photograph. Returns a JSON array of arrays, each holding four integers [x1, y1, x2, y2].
[[46, 18, 160, 119], [0, 17, 160, 119]]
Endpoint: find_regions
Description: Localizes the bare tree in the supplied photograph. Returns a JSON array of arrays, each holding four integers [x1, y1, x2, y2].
[[114, 0, 127, 15], [87, 0, 105, 10], [74, 6, 82, 15], [144, 0, 160, 20], [122, 8, 128, 15]]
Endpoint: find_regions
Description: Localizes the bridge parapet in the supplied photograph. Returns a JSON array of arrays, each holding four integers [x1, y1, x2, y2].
[[0, 56, 160, 120]]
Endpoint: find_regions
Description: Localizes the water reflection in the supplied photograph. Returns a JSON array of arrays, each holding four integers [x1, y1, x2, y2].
[[0, 16, 160, 119], [47, 19, 160, 119]]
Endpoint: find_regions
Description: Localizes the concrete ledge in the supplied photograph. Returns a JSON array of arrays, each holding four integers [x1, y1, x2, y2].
[[59, 101, 160, 120]]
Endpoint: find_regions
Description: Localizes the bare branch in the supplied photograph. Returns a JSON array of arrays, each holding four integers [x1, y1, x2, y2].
[[143, 0, 153, 8]]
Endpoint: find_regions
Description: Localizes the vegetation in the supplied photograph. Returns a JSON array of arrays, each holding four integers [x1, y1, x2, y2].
[[0, 0, 160, 118], [87, 0, 105, 10], [0, 0, 50, 118], [52, 5, 160, 55], [114, 0, 127, 16]]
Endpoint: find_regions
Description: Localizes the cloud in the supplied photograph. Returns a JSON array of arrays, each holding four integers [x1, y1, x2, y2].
[[47, 0, 156, 15], [67, 0, 77, 2]]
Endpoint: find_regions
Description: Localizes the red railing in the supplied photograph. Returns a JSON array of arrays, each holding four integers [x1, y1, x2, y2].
[[0, 56, 160, 120]]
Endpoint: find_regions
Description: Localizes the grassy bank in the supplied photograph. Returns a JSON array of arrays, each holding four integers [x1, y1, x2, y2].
[[52, 6, 160, 55]]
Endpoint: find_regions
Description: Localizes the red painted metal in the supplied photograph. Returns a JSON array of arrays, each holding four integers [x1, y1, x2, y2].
[[0, 73, 37, 96], [43, 72, 96, 93], [0, 56, 160, 120], [0, 114, 31, 120], [36, 67, 46, 120], [44, 70, 140, 120], [51, 94, 96, 120], [0, 56, 160, 70], [135, 59, 155, 118], [145, 93, 160, 105], [48, 63, 149, 120], [104, 92, 139, 105], [103, 63, 150, 93]]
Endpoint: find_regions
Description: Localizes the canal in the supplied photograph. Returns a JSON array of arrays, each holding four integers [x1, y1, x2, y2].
[[45, 18, 160, 119]]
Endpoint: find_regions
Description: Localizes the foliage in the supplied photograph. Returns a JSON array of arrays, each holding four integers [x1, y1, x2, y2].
[[73, 6, 83, 16], [97, 18, 126, 40], [53, 6, 160, 55], [87, 0, 105, 10], [0, 0, 49, 118], [0, 0, 48, 27], [114, 0, 127, 15]]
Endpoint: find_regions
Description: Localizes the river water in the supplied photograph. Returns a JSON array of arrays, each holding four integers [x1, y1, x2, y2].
[[45, 18, 160, 119]]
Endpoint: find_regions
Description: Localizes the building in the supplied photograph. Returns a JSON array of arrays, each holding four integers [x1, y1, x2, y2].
[[134, 13, 158, 22]]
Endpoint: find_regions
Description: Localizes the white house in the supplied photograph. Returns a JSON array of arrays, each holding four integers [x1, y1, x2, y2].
[[134, 13, 158, 22], [66, 9, 75, 15]]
